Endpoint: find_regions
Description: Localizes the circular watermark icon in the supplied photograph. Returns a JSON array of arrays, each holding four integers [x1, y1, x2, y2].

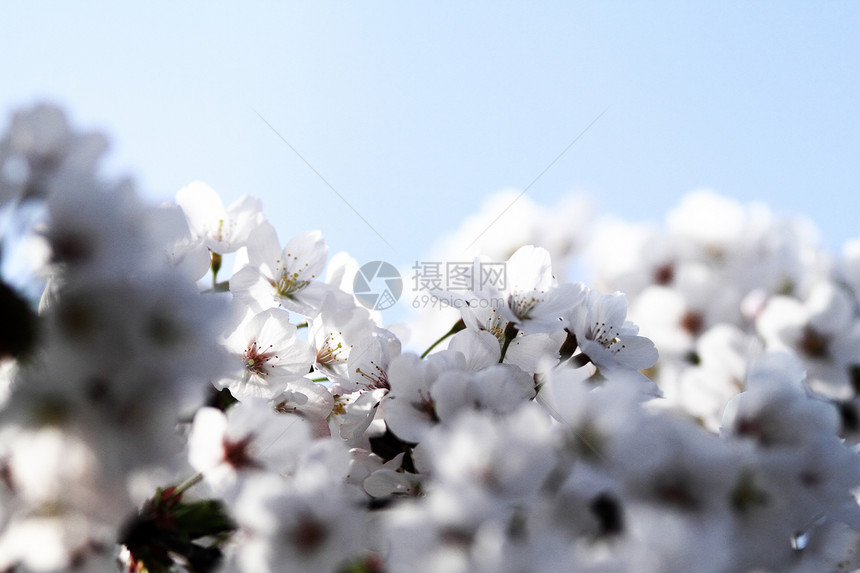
[[353, 261, 403, 311]]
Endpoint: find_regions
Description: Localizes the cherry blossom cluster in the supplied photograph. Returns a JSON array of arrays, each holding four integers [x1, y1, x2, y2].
[[1, 104, 860, 573]]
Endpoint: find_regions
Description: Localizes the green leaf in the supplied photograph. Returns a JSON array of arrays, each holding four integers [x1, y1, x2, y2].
[[172, 499, 236, 540]]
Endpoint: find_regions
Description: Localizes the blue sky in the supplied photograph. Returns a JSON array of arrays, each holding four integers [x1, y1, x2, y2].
[[2, 2, 858, 273]]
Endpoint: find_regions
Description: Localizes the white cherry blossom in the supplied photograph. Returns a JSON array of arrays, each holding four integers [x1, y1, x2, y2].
[[567, 289, 658, 375], [230, 221, 334, 317], [218, 307, 315, 400], [309, 292, 376, 388], [188, 399, 314, 497], [757, 280, 860, 399], [175, 181, 265, 255]]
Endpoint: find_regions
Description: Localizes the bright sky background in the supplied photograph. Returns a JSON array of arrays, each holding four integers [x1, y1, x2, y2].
[[2, 2, 859, 276]]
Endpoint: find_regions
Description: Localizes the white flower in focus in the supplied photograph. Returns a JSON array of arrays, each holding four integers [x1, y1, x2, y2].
[[271, 378, 336, 438], [446, 328, 499, 371], [453, 247, 583, 336], [230, 222, 332, 317], [497, 246, 585, 335], [568, 289, 658, 374], [309, 292, 376, 388], [327, 387, 388, 443], [346, 326, 402, 392], [219, 307, 315, 400], [456, 301, 562, 373], [175, 181, 264, 254], [441, 247, 578, 372]]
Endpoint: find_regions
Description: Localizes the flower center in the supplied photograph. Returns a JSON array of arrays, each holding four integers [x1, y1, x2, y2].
[[590, 321, 622, 350], [411, 389, 440, 423], [317, 332, 348, 366], [288, 513, 329, 556], [223, 433, 261, 470], [680, 311, 704, 335], [207, 218, 233, 243], [274, 270, 310, 297], [482, 309, 510, 343], [271, 255, 315, 298], [508, 291, 543, 320], [243, 341, 276, 376], [800, 326, 829, 359], [355, 360, 389, 390]]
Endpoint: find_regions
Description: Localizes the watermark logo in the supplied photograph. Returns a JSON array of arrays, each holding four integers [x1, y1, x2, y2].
[[354, 261, 403, 311], [411, 260, 508, 310], [412, 261, 507, 292], [353, 260, 509, 311]]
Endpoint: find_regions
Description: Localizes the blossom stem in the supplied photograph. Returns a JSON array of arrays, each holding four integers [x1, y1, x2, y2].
[[210, 252, 222, 286], [173, 472, 204, 496], [557, 331, 578, 362], [296, 321, 308, 329], [533, 372, 547, 397], [201, 281, 230, 294], [568, 353, 592, 368], [499, 323, 520, 363], [419, 319, 466, 359]]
